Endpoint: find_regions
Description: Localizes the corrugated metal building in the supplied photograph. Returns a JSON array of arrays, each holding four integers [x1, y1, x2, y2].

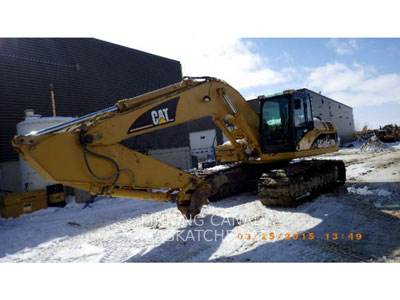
[[299, 88, 355, 143], [0, 38, 184, 192]]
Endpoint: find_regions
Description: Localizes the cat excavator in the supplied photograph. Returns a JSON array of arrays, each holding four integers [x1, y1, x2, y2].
[[12, 77, 345, 217]]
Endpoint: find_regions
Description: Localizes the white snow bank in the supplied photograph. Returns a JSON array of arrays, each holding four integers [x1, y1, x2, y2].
[[205, 164, 231, 171]]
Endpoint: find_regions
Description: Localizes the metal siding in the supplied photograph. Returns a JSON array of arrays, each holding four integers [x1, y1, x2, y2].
[[305, 90, 355, 143], [123, 124, 189, 151], [148, 147, 191, 170], [0, 38, 182, 162]]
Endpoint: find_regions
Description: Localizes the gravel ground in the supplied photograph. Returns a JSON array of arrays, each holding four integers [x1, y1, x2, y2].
[[1, 143, 399, 262]]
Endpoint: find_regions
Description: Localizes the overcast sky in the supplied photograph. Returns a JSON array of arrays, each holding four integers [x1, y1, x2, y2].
[[108, 37, 400, 130]]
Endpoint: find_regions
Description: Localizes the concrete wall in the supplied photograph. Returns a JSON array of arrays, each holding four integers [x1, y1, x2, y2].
[[148, 147, 192, 171], [0, 160, 22, 193]]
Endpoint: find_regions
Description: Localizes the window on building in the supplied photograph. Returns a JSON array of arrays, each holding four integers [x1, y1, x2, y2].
[[321, 99, 324, 104]]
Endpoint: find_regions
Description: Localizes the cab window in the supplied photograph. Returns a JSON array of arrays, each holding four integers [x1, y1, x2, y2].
[[293, 95, 314, 145], [304, 96, 313, 123], [293, 98, 306, 127], [260, 97, 291, 153], [262, 101, 283, 131]]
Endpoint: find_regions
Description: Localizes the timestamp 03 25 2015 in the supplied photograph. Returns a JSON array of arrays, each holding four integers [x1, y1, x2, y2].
[[236, 232, 363, 241]]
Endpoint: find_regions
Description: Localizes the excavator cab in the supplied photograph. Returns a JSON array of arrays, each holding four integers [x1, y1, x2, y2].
[[259, 91, 314, 153]]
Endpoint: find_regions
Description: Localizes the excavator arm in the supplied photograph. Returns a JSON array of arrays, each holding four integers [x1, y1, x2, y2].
[[12, 77, 261, 216]]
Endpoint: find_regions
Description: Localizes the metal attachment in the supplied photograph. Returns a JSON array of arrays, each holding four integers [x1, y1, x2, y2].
[[222, 94, 238, 114], [202, 96, 211, 102]]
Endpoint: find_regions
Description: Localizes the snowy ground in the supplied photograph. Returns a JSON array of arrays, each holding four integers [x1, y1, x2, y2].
[[1, 142, 400, 262]]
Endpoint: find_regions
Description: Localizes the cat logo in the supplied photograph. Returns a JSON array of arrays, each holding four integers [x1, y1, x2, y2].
[[151, 108, 170, 125], [128, 97, 179, 134]]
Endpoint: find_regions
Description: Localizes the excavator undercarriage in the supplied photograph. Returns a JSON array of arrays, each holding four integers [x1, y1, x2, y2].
[[176, 159, 346, 218], [258, 160, 346, 206]]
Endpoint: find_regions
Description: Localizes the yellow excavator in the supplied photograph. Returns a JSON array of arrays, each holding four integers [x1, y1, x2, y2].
[[12, 77, 345, 217]]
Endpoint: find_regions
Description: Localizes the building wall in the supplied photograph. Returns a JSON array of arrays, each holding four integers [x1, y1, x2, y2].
[[0, 38, 183, 192], [186, 116, 224, 145], [0, 161, 21, 193], [189, 129, 217, 161], [0, 38, 182, 163], [148, 147, 191, 170], [303, 89, 355, 143], [185, 116, 223, 163]]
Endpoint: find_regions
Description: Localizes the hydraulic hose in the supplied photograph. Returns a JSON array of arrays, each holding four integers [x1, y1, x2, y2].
[[82, 144, 120, 186], [79, 131, 134, 191]]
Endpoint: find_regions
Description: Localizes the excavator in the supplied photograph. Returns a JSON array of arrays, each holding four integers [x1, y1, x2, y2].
[[12, 77, 345, 217]]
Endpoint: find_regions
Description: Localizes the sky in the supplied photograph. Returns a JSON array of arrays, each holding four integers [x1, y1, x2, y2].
[[109, 38, 400, 130]]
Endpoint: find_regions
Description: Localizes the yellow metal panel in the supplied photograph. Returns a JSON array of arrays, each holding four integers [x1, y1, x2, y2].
[[0, 190, 48, 218]]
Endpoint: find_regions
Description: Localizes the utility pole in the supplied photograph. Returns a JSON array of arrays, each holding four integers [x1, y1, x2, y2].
[[50, 83, 56, 117]]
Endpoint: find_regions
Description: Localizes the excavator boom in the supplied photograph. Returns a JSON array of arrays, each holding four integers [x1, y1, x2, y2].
[[12, 77, 261, 216]]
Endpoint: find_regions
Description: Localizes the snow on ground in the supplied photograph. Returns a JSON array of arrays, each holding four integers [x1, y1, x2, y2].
[[347, 186, 392, 197], [1, 144, 400, 262]]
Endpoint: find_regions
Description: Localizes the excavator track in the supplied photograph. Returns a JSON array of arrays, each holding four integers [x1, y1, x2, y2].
[[181, 159, 345, 217], [193, 163, 265, 202], [258, 160, 346, 207], [178, 163, 261, 218]]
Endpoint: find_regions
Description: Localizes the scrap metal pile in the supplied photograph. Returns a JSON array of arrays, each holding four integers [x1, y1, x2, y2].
[[359, 135, 392, 153]]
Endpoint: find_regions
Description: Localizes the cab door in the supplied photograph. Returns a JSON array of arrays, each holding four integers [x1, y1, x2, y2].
[[259, 95, 293, 153], [292, 93, 314, 148]]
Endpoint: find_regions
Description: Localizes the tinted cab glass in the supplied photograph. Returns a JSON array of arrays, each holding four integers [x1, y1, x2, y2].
[[260, 95, 292, 153], [293, 93, 314, 146]]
